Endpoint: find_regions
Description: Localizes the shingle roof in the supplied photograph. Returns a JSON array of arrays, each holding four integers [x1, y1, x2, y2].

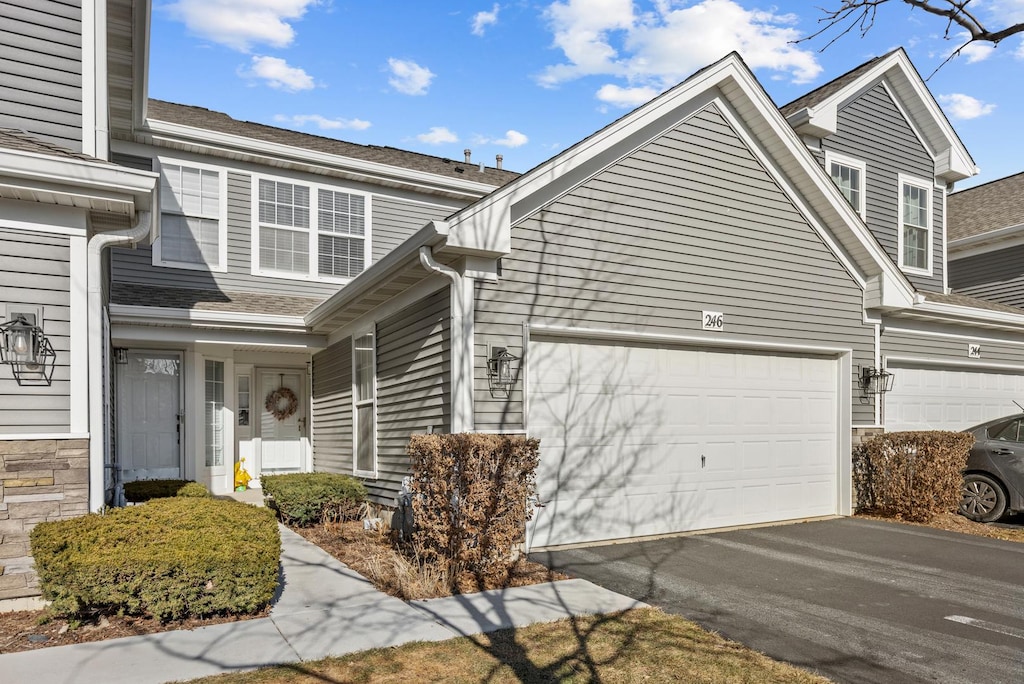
[[0, 128, 107, 163], [779, 51, 894, 118], [146, 100, 521, 188], [947, 172, 1024, 242], [110, 283, 325, 317], [925, 290, 1024, 315]]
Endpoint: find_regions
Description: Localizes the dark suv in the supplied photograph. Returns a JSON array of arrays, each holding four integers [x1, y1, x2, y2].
[[961, 414, 1024, 522]]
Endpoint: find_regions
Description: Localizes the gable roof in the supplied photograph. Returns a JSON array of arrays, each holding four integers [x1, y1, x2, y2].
[[780, 48, 975, 182], [144, 100, 520, 190], [948, 172, 1024, 242]]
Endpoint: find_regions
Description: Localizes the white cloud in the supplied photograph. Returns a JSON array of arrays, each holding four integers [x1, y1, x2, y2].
[[954, 32, 995, 63], [417, 127, 459, 144], [538, 0, 821, 92], [987, 0, 1024, 24], [938, 93, 996, 120], [475, 130, 529, 147], [596, 83, 659, 108], [387, 58, 436, 95], [242, 55, 315, 91], [274, 114, 371, 130], [164, 0, 316, 52], [472, 4, 500, 36]]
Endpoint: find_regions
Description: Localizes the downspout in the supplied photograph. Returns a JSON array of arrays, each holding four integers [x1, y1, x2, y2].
[[419, 246, 474, 433], [87, 211, 152, 512]]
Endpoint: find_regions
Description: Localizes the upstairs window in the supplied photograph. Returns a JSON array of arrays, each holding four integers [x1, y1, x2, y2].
[[899, 175, 931, 273], [155, 161, 226, 271], [253, 176, 370, 282], [825, 152, 866, 219]]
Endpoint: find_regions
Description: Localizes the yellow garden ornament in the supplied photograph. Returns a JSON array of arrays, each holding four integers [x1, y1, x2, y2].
[[234, 459, 252, 491]]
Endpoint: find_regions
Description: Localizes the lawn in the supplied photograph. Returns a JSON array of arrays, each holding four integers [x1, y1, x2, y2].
[[182, 608, 830, 684]]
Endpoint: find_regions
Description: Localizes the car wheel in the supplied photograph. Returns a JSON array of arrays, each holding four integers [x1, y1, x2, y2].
[[960, 473, 1007, 523]]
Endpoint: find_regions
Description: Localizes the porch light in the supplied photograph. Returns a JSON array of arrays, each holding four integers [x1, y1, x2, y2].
[[487, 346, 520, 395], [859, 366, 894, 395], [0, 314, 56, 386]]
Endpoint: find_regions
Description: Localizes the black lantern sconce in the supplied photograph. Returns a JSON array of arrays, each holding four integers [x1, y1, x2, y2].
[[859, 366, 894, 395], [0, 314, 56, 386], [487, 346, 520, 396]]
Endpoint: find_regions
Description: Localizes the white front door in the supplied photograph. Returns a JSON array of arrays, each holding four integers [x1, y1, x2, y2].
[[116, 351, 183, 482], [884, 365, 1024, 431], [258, 369, 305, 473], [527, 340, 839, 549]]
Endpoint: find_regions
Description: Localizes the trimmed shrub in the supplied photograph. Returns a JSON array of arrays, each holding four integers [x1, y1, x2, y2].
[[175, 482, 211, 498], [123, 479, 193, 503], [262, 473, 367, 527], [408, 433, 540, 590], [30, 497, 280, 621], [853, 431, 974, 522]]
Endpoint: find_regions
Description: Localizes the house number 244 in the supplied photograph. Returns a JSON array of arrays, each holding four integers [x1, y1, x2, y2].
[[702, 311, 724, 331]]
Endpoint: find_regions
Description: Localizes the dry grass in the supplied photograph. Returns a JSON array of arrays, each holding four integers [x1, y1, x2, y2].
[[293, 521, 567, 600], [185, 608, 830, 684], [858, 511, 1024, 542]]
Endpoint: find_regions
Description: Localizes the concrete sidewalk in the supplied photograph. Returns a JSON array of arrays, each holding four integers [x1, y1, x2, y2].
[[0, 526, 645, 684]]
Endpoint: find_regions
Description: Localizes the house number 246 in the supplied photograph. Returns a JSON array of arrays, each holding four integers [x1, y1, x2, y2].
[[702, 311, 724, 331]]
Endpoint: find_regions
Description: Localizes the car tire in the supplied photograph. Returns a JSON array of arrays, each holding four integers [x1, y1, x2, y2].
[[960, 473, 1008, 523]]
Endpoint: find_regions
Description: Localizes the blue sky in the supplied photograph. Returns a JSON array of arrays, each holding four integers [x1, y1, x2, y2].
[[149, 1, 1024, 188]]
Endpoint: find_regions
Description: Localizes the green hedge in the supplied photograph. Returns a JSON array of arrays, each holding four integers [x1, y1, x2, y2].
[[123, 479, 203, 503], [853, 430, 974, 522], [262, 473, 367, 527], [30, 497, 280, 621]]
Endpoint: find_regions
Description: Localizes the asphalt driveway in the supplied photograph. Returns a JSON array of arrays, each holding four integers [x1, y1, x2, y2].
[[538, 518, 1024, 684]]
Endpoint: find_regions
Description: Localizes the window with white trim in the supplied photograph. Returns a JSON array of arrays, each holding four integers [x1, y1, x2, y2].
[[253, 176, 370, 281], [825, 152, 866, 219], [353, 331, 376, 476], [899, 176, 931, 273], [205, 360, 225, 467], [155, 161, 227, 271]]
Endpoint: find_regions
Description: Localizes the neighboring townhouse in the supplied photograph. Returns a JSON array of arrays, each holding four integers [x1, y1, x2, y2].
[[946, 172, 1024, 308]]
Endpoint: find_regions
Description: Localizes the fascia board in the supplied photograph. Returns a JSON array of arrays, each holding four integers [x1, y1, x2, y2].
[[720, 67, 916, 305], [305, 220, 450, 330], [948, 223, 1024, 257], [910, 300, 1024, 328], [141, 120, 498, 199], [0, 148, 158, 210], [109, 303, 309, 330]]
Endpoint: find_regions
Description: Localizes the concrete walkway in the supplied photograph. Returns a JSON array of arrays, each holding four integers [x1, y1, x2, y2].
[[0, 526, 644, 684]]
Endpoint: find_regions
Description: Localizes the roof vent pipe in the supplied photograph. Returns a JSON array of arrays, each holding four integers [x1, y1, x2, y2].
[[479, 161, 484, 172], [496, 154, 503, 170], [464, 149, 472, 163]]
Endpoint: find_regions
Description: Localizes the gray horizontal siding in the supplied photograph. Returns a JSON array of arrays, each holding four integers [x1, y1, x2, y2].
[[825, 82, 943, 292], [475, 103, 876, 431], [312, 337, 353, 477], [371, 288, 451, 503], [0, 0, 83, 151], [949, 245, 1024, 309], [882, 323, 1024, 368], [372, 197, 456, 263], [0, 228, 72, 432], [107, 0, 134, 138]]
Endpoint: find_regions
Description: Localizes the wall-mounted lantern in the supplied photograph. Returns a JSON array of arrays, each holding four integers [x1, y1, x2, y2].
[[487, 346, 520, 396], [859, 366, 894, 395], [0, 314, 56, 386]]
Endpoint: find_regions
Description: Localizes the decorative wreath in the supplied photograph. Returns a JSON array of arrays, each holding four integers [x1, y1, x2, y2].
[[264, 386, 299, 421]]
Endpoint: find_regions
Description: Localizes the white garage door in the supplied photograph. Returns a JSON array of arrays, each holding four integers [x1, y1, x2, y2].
[[527, 339, 840, 548], [884, 365, 1024, 432]]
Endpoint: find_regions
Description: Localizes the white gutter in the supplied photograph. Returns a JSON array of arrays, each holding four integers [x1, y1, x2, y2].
[[418, 246, 474, 433], [87, 211, 151, 512]]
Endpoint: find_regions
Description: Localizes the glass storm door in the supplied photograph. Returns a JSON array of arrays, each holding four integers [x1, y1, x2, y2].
[[116, 351, 183, 482]]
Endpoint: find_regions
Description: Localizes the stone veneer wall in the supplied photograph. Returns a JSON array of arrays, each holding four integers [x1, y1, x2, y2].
[[0, 439, 89, 600]]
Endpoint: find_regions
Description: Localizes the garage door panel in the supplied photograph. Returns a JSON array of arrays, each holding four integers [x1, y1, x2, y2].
[[886, 366, 1024, 431], [529, 340, 840, 548]]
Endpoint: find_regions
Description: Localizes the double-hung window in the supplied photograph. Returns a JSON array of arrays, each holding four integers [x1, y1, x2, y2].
[[253, 176, 370, 281], [899, 175, 931, 273], [825, 152, 866, 219], [155, 160, 227, 271], [353, 331, 376, 476]]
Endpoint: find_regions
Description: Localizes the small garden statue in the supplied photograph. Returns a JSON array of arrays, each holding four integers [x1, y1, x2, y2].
[[234, 459, 252, 491]]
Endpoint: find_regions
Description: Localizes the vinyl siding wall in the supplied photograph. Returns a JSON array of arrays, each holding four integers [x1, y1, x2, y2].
[[474, 103, 876, 430], [949, 245, 1024, 308], [882, 322, 1024, 368], [823, 82, 944, 292], [0, 229, 72, 433], [311, 288, 451, 503], [110, 154, 462, 299], [0, 0, 83, 151]]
